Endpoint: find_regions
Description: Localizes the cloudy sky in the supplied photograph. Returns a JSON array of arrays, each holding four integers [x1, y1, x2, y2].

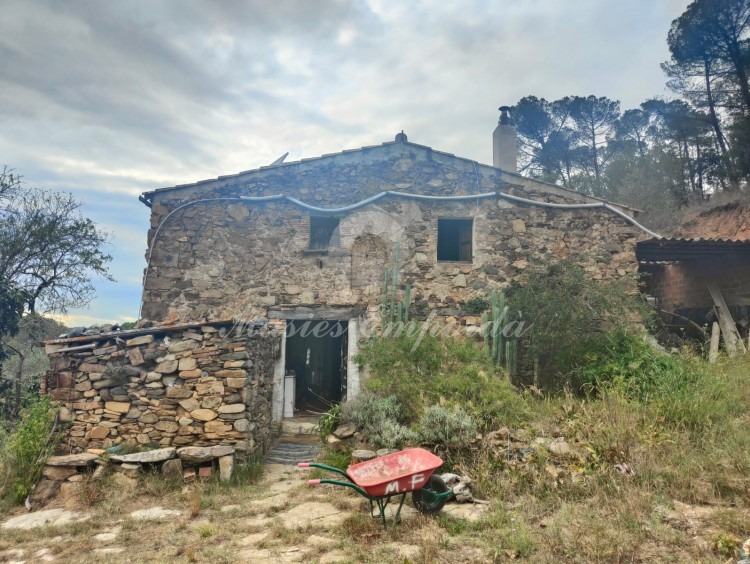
[[1, 0, 690, 326]]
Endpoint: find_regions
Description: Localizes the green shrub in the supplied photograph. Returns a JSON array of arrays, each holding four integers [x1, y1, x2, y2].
[[0, 395, 60, 506], [373, 420, 419, 450], [358, 333, 528, 430], [505, 257, 648, 385], [318, 403, 341, 441], [341, 392, 404, 429], [418, 405, 477, 447], [340, 393, 417, 448], [571, 331, 741, 432]]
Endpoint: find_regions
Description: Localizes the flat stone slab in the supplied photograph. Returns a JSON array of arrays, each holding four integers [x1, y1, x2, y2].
[[305, 534, 337, 548], [238, 548, 273, 560], [95, 547, 126, 554], [177, 445, 235, 464], [110, 447, 176, 464], [442, 502, 490, 522], [129, 507, 182, 521], [239, 532, 269, 546], [281, 419, 318, 435], [2, 509, 89, 529], [275, 502, 348, 529], [269, 479, 300, 494], [93, 526, 121, 542], [251, 494, 289, 511], [46, 453, 98, 466]]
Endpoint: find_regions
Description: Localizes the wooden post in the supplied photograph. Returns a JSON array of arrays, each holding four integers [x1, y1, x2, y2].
[[706, 282, 746, 357], [709, 322, 721, 363]]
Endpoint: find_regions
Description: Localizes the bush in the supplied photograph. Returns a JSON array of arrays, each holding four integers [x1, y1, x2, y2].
[[358, 333, 528, 430], [505, 256, 648, 386], [571, 331, 741, 432], [374, 419, 419, 450], [342, 392, 404, 430], [0, 395, 60, 506], [340, 393, 417, 449], [418, 405, 477, 447]]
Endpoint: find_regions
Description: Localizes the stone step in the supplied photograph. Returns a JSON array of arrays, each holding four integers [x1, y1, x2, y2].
[[280, 417, 319, 435], [265, 436, 322, 466]]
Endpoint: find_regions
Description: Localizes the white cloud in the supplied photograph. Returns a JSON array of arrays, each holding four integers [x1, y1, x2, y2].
[[0, 0, 691, 322]]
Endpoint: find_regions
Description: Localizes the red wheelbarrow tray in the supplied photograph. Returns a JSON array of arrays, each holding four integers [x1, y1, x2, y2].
[[344, 448, 443, 497]]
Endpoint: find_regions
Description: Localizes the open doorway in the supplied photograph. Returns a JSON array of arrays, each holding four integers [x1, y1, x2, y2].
[[284, 320, 348, 415]]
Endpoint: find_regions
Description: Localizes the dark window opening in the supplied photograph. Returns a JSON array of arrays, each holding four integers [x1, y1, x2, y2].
[[310, 217, 340, 250], [437, 218, 473, 262]]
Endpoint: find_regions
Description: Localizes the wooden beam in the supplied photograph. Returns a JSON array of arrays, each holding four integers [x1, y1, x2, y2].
[[268, 306, 363, 321], [706, 282, 745, 356], [709, 322, 720, 363]]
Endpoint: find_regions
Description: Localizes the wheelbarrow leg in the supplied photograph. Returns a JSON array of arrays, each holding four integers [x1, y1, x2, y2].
[[392, 493, 407, 523], [369, 493, 407, 527]]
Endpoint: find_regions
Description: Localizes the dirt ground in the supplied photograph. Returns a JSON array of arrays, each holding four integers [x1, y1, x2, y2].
[[1, 459, 747, 563]]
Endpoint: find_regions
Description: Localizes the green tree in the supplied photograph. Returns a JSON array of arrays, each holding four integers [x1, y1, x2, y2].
[[0, 167, 112, 418], [569, 95, 621, 195], [511, 96, 577, 186], [664, 0, 739, 186]]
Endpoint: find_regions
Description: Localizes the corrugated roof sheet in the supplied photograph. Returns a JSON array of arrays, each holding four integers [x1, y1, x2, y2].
[[637, 237, 750, 262]]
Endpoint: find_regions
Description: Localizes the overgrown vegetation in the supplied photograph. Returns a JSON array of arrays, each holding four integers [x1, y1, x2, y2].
[[0, 395, 60, 509], [357, 333, 529, 431], [505, 257, 648, 388], [348, 326, 750, 560]]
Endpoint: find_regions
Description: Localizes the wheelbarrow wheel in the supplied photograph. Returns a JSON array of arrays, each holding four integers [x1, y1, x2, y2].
[[412, 475, 449, 514]]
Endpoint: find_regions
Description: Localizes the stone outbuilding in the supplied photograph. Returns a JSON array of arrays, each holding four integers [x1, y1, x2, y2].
[[132, 110, 652, 421]]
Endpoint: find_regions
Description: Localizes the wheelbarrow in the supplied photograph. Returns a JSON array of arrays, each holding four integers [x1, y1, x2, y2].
[[298, 447, 452, 526]]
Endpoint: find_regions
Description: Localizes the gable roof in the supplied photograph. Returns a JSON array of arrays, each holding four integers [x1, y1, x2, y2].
[[140, 136, 640, 213]]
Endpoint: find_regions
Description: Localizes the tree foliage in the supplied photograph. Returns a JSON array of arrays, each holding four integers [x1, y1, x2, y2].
[[511, 0, 750, 227], [0, 167, 111, 419], [0, 171, 113, 314]]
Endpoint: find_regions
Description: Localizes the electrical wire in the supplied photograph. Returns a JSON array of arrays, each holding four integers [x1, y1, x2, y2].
[[139, 190, 661, 318]]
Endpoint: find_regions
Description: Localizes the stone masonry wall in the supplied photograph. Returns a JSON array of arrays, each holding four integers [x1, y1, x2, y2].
[[142, 193, 638, 323], [46, 322, 281, 454]]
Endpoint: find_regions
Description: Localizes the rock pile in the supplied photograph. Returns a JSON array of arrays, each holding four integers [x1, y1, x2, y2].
[[45, 321, 280, 455]]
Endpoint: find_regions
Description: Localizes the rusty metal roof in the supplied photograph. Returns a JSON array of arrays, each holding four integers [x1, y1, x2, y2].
[[637, 237, 750, 262]]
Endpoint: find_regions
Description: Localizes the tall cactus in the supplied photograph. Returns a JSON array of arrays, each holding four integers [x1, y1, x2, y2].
[[380, 244, 411, 331], [482, 290, 517, 376]]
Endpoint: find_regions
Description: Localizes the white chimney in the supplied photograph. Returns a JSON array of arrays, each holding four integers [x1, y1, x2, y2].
[[493, 106, 517, 172]]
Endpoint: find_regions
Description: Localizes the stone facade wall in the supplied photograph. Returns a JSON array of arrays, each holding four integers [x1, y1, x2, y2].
[[142, 146, 640, 323], [46, 323, 280, 454]]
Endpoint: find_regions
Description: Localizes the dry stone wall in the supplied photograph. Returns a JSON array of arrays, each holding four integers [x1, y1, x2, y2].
[[46, 322, 280, 454], [143, 187, 639, 324]]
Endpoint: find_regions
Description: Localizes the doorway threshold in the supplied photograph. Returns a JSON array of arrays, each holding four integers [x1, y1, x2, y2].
[[281, 416, 319, 435]]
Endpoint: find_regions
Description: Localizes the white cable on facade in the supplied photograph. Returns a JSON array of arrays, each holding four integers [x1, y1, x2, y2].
[[139, 190, 661, 318]]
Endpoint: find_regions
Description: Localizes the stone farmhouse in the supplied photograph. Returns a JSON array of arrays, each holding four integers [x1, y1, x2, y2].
[[44, 110, 654, 455], [137, 110, 649, 420]]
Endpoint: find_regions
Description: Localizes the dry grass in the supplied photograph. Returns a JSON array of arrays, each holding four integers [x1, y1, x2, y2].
[[1, 357, 749, 562]]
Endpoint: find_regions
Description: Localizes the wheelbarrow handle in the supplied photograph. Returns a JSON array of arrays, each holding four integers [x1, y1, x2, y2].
[[311, 478, 370, 498], [297, 462, 352, 481]]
